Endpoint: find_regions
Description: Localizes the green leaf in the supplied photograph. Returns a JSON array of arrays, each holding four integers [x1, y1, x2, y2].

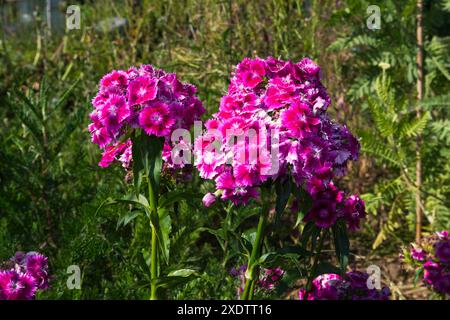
[[420, 94, 450, 109], [413, 267, 424, 285], [95, 194, 150, 216], [154, 269, 198, 289], [332, 222, 350, 274], [117, 210, 142, 229], [292, 185, 313, 227], [131, 132, 164, 195], [241, 228, 256, 255], [398, 111, 430, 139], [157, 207, 172, 264], [158, 190, 202, 209], [301, 221, 318, 249], [275, 177, 292, 224], [259, 245, 310, 265], [432, 56, 450, 81]]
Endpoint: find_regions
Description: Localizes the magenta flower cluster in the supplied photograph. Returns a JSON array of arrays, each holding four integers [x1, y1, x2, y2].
[[298, 271, 390, 300], [196, 57, 365, 229], [403, 230, 449, 296], [89, 65, 205, 169], [230, 265, 284, 297], [0, 251, 49, 300]]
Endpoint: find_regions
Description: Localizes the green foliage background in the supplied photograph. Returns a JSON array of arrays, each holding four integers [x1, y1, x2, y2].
[[0, 0, 448, 299]]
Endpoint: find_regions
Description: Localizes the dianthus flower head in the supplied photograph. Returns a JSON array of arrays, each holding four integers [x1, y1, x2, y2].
[[403, 231, 450, 297], [0, 270, 37, 300], [89, 65, 205, 171], [24, 252, 49, 290], [299, 271, 390, 300], [195, 57, 363, 230]]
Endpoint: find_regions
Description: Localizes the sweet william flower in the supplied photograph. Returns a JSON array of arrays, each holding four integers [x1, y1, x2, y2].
[[127, 76, 158, 106], [236, 57, 266, 88], [202, 193, 216, 207], [299, 271, 390, 300], [99, 142, 129, 168], [411, 247, 427, 261], [281, 100, 321, 138], [0, 270, 37, 300], [423, 261, 442, 285], [139, 102, 176, 137], [435, 241, 450, 263], [89, 64, 205, 171], [303, 183, 344, 228], [195, 57, 364, 230], [403, 231, 449, 296], [434, 274, 450, 295], [100, 70, 129, 89], [342, 195, 366, 231], [24, 252, 49, 290]]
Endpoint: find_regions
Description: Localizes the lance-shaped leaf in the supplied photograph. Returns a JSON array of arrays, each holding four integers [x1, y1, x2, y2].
[[332, 221, 350, 275], [153, 269, 198, 289], [131, 131, 164, 195], [275, 177, 292, 225]]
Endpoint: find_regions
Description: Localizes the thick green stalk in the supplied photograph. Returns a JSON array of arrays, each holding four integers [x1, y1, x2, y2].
[[148, 179, 159, 300], [241, 199, 269, 300]]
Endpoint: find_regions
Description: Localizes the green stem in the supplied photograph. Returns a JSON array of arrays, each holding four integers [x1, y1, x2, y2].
[[305, 230, 324, 294], [241, 199, 270, 300], [149, 179, 159, 300]]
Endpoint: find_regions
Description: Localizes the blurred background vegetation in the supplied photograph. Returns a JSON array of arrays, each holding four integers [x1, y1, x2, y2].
[[0, 0, 449, 299]]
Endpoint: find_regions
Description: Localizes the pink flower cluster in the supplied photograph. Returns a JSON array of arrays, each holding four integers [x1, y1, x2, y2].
[[89, 65, 205, 169], [230, 265, 284, 297], [403, 230, 449, 296], [195, 57, 364, 229], [298, 271, 390, 300], [0, 251, 49, 300]]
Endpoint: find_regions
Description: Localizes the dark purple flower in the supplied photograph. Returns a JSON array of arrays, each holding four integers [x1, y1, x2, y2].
[[433, 273, 450, 295], [342, 195, 366, 231], [435, 241, 450, 263], [423, 261, 443, 285]]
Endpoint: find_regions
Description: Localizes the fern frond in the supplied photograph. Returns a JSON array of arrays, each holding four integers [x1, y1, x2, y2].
[[367, 96, 395, 138], [420, 94, 450, 109], [430, 120, 450, 144], [398, 111, 430, 139], [359, 130, 400, 167]]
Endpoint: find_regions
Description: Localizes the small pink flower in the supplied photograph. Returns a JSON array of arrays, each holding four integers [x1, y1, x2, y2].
[[89, 125, 112, 148], [127, 76, 158, 106], [99, 94, 129, 131], [99, 143, 127, 168], [202, 193, 216, 207], [411, 247, 427, 262], [236, 58, 266, 88], [139, 102, 176, 137], [281, 100, 321, 138], [0, 270, 37, 300], [100, 70, 129, 89]]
